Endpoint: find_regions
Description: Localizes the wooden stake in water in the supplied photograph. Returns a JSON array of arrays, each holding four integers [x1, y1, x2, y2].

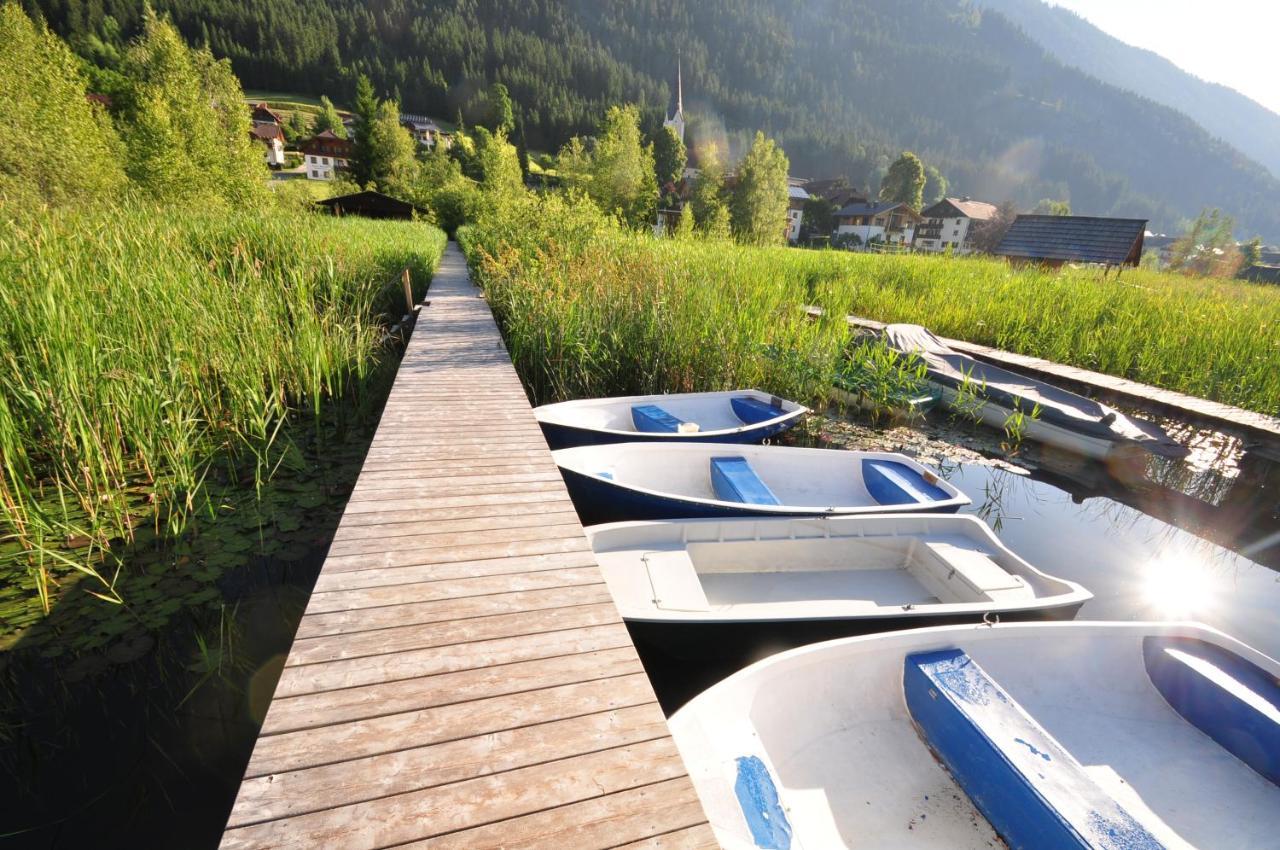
[[402, 268, 414, 314]]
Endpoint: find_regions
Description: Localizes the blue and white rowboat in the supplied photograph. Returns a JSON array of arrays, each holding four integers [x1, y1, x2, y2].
[[533, 390, 808, 449], [553, 442, 970, 525], [670, 621, 1280, 849]]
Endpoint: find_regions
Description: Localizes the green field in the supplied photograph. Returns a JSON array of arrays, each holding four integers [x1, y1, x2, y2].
[[0, 205, 445, 632], [462, 194, 1280, 417]]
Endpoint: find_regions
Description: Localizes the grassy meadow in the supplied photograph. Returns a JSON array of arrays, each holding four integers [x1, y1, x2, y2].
[[0, 205, 444, 637], [462, 195, 1280, 417]]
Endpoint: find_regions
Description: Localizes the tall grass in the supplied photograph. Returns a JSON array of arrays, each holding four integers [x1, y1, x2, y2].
[[462, 195, 1280, 417], [0, 205, 445, 609]]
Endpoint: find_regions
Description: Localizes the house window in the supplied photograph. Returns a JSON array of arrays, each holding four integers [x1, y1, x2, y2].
[[322, 157, 330, 166], [311, 170, 319, 178]]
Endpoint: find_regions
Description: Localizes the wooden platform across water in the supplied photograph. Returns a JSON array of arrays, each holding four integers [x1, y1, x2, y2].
[[220, 244, 715, 849]]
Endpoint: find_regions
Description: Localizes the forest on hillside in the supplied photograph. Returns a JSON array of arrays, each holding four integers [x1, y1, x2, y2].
[[24, 0, 1280, 239]]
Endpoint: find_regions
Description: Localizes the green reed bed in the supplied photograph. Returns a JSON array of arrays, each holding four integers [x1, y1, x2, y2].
[[0, 205, 444, 622], [463, 195, 1280, 417]]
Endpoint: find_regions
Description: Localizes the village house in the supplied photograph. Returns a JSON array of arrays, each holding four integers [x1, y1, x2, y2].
[[914, 197, 998, 253], [250, 102, 283, 125], [250, 122, 286, 167], [787, 184, 809, 243], [833, 200, 921, 247], [400, 114, 451, 150], [301, 130, 353, 180]]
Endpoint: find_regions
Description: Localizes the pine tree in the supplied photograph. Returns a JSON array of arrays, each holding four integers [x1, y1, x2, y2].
[[349, 74, 379, 187], [0, 4, 126, 207], [487, 82, 514, 133], [731, 132, 790, 246], [313, 95, 346, 138]]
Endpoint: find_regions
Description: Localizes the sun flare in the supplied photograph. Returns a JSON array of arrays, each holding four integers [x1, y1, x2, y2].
[[1142, 554, 1217, 618]]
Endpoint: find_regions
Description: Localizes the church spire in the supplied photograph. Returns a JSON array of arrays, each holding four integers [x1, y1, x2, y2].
[[664, 55, 686, 143]]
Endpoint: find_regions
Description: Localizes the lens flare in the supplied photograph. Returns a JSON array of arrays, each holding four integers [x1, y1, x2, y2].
[[1143, 554, 1216, 618]]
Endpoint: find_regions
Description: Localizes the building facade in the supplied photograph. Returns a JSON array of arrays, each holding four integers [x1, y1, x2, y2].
[[400, 114, 451, 150], [301, 131, 353, 180], [833, 201, 921, 246], [787, 184, 809, 243], [914, 197, 998, 253], [250, 122, 286, 167]]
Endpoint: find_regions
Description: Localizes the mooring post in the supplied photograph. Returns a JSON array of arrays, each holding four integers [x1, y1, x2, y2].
[[401, 267, 414, 314]]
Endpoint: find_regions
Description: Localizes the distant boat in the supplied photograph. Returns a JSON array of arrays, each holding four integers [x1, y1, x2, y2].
[[670, 621, 1280, 849], [882, 324, 1188, 460], [553, 442, 970, 525], [534, 389, 807, 449], [587, 514, 1090, 655]]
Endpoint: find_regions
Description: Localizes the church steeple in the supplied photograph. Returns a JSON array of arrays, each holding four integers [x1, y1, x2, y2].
[[664, 57, 686, 143]]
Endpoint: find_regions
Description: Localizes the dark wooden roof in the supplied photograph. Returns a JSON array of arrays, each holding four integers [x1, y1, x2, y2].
[[996, 215, 1148, 266], [315, 190, 425, 220]]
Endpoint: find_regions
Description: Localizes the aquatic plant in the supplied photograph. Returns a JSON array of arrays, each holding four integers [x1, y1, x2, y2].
[[0, 204, 445, 617]]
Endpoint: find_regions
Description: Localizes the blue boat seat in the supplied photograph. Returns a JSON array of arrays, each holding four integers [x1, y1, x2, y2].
[[731, 396, 783, 425], [710, 456, 780, 506], [862, 459, 949, 506], [632, 404, 685, 433], [905, 648, 1164, 850], [1144, 636, 1280, 788]]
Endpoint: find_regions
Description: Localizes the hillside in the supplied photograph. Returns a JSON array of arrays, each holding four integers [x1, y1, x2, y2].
[[35, 0, 1280, 240], [977, 0, 1280, 181]]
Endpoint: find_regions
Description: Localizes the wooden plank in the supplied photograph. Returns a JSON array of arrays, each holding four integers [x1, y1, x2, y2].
[[317, 538, 594, 577], [227, 704, 670, 827], [399, 779, 715, 850], [324, 517, 582, 557], [259, 647, 643, 735], [220, 738, 693, 850], [285, 601, 620, 666], [304, 566, 604, 613], [293, 584, 615, 640], [272, 621, 633, 697], [328, 503, 577, 540]]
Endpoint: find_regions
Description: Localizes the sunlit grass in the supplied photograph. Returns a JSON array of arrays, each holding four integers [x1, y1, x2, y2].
[[461, 195, 1280, 418]]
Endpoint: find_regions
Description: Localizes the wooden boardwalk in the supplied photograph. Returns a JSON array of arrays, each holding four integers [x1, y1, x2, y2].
[[220, 244, 715, 849]]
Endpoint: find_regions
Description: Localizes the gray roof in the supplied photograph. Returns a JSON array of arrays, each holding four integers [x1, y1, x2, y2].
[[996, 215, 1148, 266], [835, 200, 908, 217], [922, 197, 998, 221]]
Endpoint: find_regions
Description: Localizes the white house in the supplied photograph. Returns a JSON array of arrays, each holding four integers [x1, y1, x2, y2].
[[301, 131, 353, 181], [400, 114, 451, 150], [787, 184, 809, 243], [250, 122, 286, 167], [914, 197, 999, 253], [833, 200, 921, 247]]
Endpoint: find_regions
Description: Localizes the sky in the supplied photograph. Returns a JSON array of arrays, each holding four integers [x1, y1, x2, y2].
[[1047, 0, 1280, 116]]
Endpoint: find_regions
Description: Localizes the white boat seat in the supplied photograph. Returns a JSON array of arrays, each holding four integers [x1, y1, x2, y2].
[[906, 541, 1029, 603], [642, 550, 711, 612], [924, 542, 1023, 594], [905, 648, 1165, 850]]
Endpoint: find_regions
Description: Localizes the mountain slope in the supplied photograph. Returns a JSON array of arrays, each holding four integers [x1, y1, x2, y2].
[[35, 0, 1280, 239], [977, 0, 1280, 180]]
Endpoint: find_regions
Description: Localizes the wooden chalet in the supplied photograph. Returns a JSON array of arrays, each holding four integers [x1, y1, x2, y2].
[[315, 190, 426, 220], [250, 102, 283, 125], [996, 215, 1147, 270]]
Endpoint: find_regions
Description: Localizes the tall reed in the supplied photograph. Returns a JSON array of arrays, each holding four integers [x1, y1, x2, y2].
[[462, 195, 1280, 417], [0, 204, 444, 609]]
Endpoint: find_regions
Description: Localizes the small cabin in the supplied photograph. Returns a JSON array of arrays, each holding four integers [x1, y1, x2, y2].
[[315, 191, 426, 221], [996, 215, 1147, 270]]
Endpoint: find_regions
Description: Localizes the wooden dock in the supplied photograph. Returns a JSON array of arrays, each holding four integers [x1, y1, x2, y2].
[[220, 244, 715, 849]]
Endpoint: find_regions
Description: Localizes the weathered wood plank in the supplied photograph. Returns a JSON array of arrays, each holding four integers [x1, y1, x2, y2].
[[246, 672, 657, 778], [324, 517, 582, 557], [328, 502, 577, 539], [293, 583, 615, 640], [316, 537, 594, 577], [285, 601, 620, 666], [259, 646, 644, 735], [220, 738, 692, 850], [304, 566, 604, 612]]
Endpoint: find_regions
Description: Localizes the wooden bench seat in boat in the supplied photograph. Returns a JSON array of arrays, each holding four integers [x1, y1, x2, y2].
[[710, 456, 781, 506], [631, 403, 688, 433], [730, 395, 783, 425], [905, 648, 1165, 850], [862, 459, 951, 506]]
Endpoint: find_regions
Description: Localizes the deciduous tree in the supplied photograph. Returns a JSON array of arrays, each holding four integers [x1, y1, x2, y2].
[[879, 151, 925, 210], [690, 141, 729, 236], [731, 131, 790, 246], [313, 95, 346, 138], [923, 164, 947, 206], [653, 125, 687, 194]]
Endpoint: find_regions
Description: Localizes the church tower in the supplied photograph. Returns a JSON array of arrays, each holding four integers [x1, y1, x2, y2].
[[663, 59, 685, 143]]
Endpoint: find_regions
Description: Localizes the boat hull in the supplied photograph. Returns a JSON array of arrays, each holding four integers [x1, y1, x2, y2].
[[628, 600, 1084, 665], [538, 415, 798, 450], [559, 465, 964, 526]]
